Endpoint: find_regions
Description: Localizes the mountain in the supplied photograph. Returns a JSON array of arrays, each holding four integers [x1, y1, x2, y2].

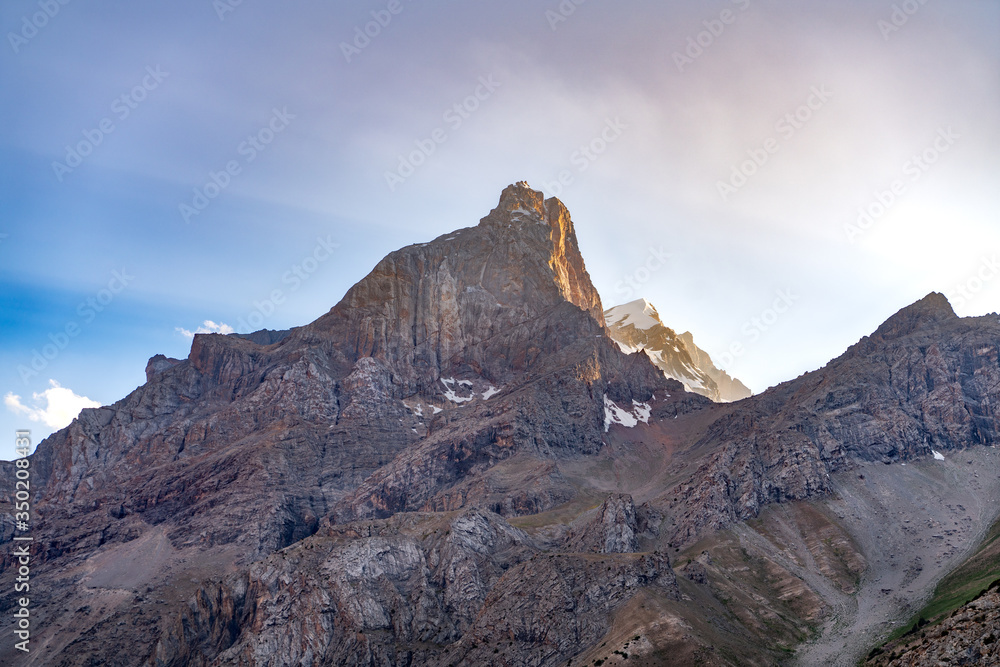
[[1, 183, 998, 667], [605, 298, 752, 402], [0, 182, 694, 666]]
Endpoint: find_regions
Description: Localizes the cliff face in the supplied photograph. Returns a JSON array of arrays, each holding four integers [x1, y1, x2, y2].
[[310, 181, 604, 381], [24, 182, 644, 564], [153, 509, 678, 667]]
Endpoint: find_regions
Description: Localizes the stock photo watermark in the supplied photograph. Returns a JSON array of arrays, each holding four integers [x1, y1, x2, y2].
[[541, 117, 628, 197], [843, 126, 958, 243], [179, 107, 295, 223], [716, 288, 798, 369], [237, 235, 339, 330], [672, 0, 752, 72], [946, 255, 999, 310], [717, 85, 832, 202], [878, 0, 932, 40], [613, 246, 671, 301], [545, 0, 590, 31], [384, 75, 501, 192], [11, 429, 34, 654], [16, 269, 133, 384], [51, 65, 170, 182], [7, 0, 72, 53], [178, 236, 340, 337], [340, 0, 413, 63], [213, 0, 247, 21]]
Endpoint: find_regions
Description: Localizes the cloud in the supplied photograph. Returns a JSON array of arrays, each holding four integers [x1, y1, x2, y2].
[[4, 380, 102, 430], [176, 320, 235, 338]]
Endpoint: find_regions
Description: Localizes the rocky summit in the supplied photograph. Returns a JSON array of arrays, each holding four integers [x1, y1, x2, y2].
[[2, 182, 999, 666]]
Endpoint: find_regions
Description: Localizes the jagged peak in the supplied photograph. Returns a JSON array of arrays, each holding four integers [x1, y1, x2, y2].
[[145, 354, 182, 383], [910, 291, 957, 317], [478, 181, 570, 231], [871, 292, 958, 341], [476, 181, 602, 323], [313, 181, 605, 348]]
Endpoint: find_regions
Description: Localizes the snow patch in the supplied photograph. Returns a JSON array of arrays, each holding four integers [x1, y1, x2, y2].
[[604, 299, 661, 330], [603, 396, 637, 431], [603, 395, 653, 431], [438, 377, 502, 403], [440, 377, 475, 404], [432, 406, 443, 414], [933, 450, 945, 461], [632, 400, 651, 423], [509, 207, 545, 224]]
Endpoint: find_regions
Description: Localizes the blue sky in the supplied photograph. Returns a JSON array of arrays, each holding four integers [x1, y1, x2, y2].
[[2, 0, 998, 459]]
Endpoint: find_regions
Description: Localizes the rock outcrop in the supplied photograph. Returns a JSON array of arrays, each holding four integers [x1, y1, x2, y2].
[[570, 493, 640, 554], [151, 509, 679, 667], [145, 354, 182, 382]]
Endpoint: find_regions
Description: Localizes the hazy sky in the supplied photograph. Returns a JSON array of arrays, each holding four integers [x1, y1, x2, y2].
[[2, 0, 998, 459]]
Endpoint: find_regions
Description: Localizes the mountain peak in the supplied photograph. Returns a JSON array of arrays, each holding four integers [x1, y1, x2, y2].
[[479, 180, 551, 228], [871, 292, 958, 341], [605, 298, 661, 330], [311, 182, 605, 365], [910, 291, 957, 318], [472, 181, 602, 323]]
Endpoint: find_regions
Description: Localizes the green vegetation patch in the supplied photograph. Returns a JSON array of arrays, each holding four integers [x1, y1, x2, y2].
[[884, 515, 1000, 644]]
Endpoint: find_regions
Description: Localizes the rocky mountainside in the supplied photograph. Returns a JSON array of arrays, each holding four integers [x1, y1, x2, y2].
[[657, 293, 1000, 549], [866, 582, 1000, 666], [605, 298, 752, 402], [0, 182, 694, 666], [1, 183, 998, 667]]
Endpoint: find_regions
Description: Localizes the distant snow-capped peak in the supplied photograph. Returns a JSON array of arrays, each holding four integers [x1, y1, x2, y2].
[[605, 298, 660, 330], [604, 298, 753, 403]]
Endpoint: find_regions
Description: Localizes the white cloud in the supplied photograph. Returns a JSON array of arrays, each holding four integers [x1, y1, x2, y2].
[[4, 380, 102, 430], [176, 320, 235, 338]]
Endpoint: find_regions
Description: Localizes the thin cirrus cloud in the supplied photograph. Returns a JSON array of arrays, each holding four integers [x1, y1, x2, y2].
[[4, 380, 102, 430]]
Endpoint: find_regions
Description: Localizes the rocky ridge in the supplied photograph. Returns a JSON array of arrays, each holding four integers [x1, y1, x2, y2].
[[659, 294, 1000, 548]]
